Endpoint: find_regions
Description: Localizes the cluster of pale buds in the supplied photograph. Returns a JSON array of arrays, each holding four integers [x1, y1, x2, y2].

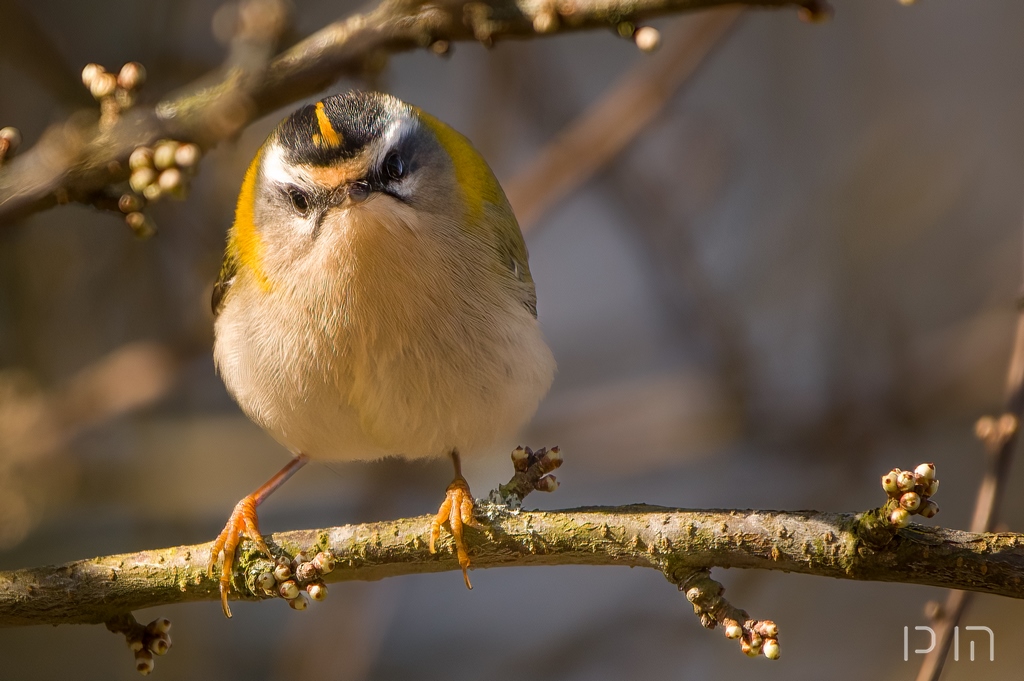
[[128, 617, 172, 676], [881, 463, 939, 528], [116, 140, 201, 237], [510, 445, 562, 492], [684, 579, 781, 661], [255, 550, 336, 610], [82, 62, 146, 129], [128, 140, 202, 202], [721, 617, 780, 660]]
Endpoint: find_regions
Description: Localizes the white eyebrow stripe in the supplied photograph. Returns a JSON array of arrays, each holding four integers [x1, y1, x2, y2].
[[262, 144, 315, 188], [370, 115, 411, 167]]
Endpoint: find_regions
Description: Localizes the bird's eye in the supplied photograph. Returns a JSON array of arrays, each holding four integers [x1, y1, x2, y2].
[[384, 152, 405, 181], [288, 187, 310, 216]]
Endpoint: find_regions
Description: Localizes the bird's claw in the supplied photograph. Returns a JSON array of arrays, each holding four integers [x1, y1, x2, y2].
[[430, 477, 483, 589], [208, 495, 270, 618]]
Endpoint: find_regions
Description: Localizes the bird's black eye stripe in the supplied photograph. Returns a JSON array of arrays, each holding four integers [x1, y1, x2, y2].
[[384, 151, 405, 181], [287, 186, 310, 216]]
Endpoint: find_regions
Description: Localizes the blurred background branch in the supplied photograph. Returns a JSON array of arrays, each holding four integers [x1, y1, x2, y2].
[[508, 8, 742, 231], [0, 342, 179, 550], [0, 0, 808, 225]]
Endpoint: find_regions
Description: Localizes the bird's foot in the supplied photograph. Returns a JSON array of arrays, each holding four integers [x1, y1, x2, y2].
[[430, 476, 483, 589], [208, 495, 271, 618], [491, 445, 562, 507]]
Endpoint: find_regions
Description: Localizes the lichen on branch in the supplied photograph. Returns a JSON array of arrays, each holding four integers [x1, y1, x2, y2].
[[2, 503, 1023, 629]]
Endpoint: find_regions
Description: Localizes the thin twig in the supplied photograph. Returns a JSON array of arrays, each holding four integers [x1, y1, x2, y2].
[[914, 215, 1024, 681]]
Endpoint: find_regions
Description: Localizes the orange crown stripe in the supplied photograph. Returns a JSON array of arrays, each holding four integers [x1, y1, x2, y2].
[[314, 101, 342, 148]]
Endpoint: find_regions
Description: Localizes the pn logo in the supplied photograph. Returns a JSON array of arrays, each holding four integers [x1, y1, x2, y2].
[[904, 626, 994, 662]]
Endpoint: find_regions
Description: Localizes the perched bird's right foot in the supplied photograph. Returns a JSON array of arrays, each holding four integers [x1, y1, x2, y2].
[[207, 455, 308, 618], [208, 495, 271, 618]]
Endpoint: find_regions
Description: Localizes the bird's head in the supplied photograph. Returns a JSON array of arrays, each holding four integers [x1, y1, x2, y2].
[[220, 90, 531, 305]]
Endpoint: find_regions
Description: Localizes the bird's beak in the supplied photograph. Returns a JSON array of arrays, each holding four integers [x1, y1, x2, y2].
[[328, 180, 372, 209], [346, 180, 372, 204], [329, 184, 348, 207]]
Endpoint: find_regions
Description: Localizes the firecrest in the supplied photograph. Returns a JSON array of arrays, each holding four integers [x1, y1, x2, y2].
[[208, 91, 556, 616]]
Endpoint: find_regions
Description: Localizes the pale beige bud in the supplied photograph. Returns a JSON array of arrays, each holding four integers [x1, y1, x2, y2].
[[918, 499, 939, 518], [634, 26, 661, 53], [148, 617, 171, 634], [295, 561, 320, 582], [534, 474, 559, 493], [135, 649, 155, 675], [914, 463, 935, 483], [763, 638, 781, 659], [81, 63, 105, 87], [148, 633, 171, 656], [153, 141, 179, 170], [313, 551, 336, 574], [117, 62, 147, 91], [126, 211, 156, 238], [511, 446, 529, 471], [256, 572, 276, 591], [129, 146, 153, 171], [279, 580, 300, 600], [89, 72, 117, 100], [142, 183, 162, 201], [890, 507, 911, 528], [538, 446, 562, 473], [158, 168, 183, 193], [896, 470, 916, 493], [130, 167, 157, 193], [0, 127, 21, 152], [532, 9, 558, 33], [307, 582, 328, 601], [119, 193, 143, 214], [900, 492, 921, 512], [174, 143, 201, 169]]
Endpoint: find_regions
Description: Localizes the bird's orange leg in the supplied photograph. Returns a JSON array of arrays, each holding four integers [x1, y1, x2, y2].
[[208, 455, 307, 617], [430, 450, 483, 589]]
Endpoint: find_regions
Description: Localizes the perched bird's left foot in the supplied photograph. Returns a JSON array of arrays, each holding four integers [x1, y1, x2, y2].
[[430, 475, 483, 589]]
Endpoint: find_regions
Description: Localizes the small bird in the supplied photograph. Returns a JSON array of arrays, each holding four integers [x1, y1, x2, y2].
[[209, 91, 555, 616]]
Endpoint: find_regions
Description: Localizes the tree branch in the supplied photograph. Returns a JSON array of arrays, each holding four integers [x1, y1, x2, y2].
[[0, 0, 811, 225], [3, 503, 1022, 629]]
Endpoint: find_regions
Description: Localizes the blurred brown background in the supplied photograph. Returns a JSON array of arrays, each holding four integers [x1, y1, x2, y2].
[[3, 0, 1024, 679]]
